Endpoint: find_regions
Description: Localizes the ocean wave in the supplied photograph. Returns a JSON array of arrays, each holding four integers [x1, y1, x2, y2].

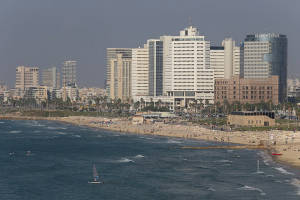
[[207, 186, 216, 192], [9, 130, 22, 134], [238, 185, 266, 196], [47, 126, 59, 130], [56, 132, 67, 135], [0, 121, 5, 124], [257, 151, 272, 166], [73, 135, 81, 138], [134, 154, 145, 158], [47, 126, 66, 130], [274, 167, 294, 175], [31, 123, 45, 127], [117, 158, 135, 163], [167, 139, 182, 144], [215, 159, 232, 163], [290, 178, 300, 195]]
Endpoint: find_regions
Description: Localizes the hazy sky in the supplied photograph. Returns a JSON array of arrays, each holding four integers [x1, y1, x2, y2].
[[0, 0, 299, 88]]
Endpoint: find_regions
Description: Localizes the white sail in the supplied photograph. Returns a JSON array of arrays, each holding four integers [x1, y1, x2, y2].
[[93, 164, 99, 179], [89, 164, 102, 184]]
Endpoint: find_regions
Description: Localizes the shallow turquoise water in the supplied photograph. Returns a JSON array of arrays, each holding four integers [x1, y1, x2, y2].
[[0, 120, 300, 199]]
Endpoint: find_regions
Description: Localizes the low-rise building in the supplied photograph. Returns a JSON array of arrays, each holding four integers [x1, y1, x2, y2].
[[132, 115, 144, 125], [227, 111, 275, 127]]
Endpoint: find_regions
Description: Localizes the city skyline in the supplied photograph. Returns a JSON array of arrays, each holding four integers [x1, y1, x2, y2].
[[0, 0, 299, 88]]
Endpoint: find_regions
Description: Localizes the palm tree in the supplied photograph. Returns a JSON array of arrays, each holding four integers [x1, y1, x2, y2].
[[94, 97, 100, 116], [140, 98, 145, 110], [134, 101, 140, 111]]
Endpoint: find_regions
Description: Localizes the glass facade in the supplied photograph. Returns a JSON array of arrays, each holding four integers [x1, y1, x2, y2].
[[148, 40, 163, 96], [243, 33, 287, 102]]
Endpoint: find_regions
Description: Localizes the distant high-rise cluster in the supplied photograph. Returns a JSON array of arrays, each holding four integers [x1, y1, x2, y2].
[[12, 60, 79, 102], [62, 60, 77, 87], [106, 26, 288, 109], [41, 67, 60, 89], [15, 66, 39, 90]]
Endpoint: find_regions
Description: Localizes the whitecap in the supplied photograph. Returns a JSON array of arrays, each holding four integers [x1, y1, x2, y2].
[[31, 124, 45, 127], [117, 158, 135, 163], [56, 132, 67, 135], [47, 126, 66, 130], [73, 135, 81, 138], [0, 121, 5, 124], [207, 186, 216, 192], [274, 167, 294, 175], [134, 154, 145, 158], [9, 130, 22, 134], [290, 178, 300, 195], [257, 151, 272, 166], [238, 185, 266, 196], [167, 139, 182, 144], [215, 159, 232, 163]]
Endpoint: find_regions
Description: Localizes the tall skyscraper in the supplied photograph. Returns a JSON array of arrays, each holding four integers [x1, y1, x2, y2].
[[131, 45, 149, 100], [62, 60, 77, 87], [241, 33, 288, 102], [41, 67, 60, 89], [106, 48, 132, 97], [148, 39, 163, 96], [162, 26, 214, 104], [15, 66, 39, 90], [109, 54, 132, 101]]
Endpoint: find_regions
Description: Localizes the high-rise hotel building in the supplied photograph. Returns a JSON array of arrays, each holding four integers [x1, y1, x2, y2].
[[241, 33, 287, 102], [15, 66, 39, 90], [109, 53, 132, 101], [162, 26, 214, 104], [131, 45, 149, 100], [148, 39, 163, 97], [106, 48, 132, 99]]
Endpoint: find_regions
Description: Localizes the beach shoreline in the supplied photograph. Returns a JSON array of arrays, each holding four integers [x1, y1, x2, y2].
[[1, 114, 300, 169]]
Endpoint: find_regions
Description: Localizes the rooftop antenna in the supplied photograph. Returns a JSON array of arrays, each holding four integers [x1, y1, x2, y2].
[[188, 16, 192, 27]]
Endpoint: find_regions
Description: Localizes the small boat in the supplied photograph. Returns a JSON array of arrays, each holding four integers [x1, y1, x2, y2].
[[88, 164, 103, 184], [272, 153, 282, 156]]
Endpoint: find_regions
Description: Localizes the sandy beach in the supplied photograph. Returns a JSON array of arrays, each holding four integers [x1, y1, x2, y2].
[[1, 115, 300, 168]]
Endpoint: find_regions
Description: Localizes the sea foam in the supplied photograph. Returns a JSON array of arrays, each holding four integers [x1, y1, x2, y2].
[[238, 185, 266, 196], [167, 139, 182, 144], [290, 178, 300, 195], [9, 130, 21, 134], [134, 154, 145, 158], [274, 167, 294, 175], [117, 158, 135, 163]]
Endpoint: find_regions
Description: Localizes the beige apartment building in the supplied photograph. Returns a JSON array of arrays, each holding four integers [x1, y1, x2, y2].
[[215, 75, 279, 105], [110, 54, 131, 101], [15, 66, 39, 90]]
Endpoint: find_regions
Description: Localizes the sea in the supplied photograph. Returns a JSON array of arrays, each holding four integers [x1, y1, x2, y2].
[[0, 120, 300, 200]]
